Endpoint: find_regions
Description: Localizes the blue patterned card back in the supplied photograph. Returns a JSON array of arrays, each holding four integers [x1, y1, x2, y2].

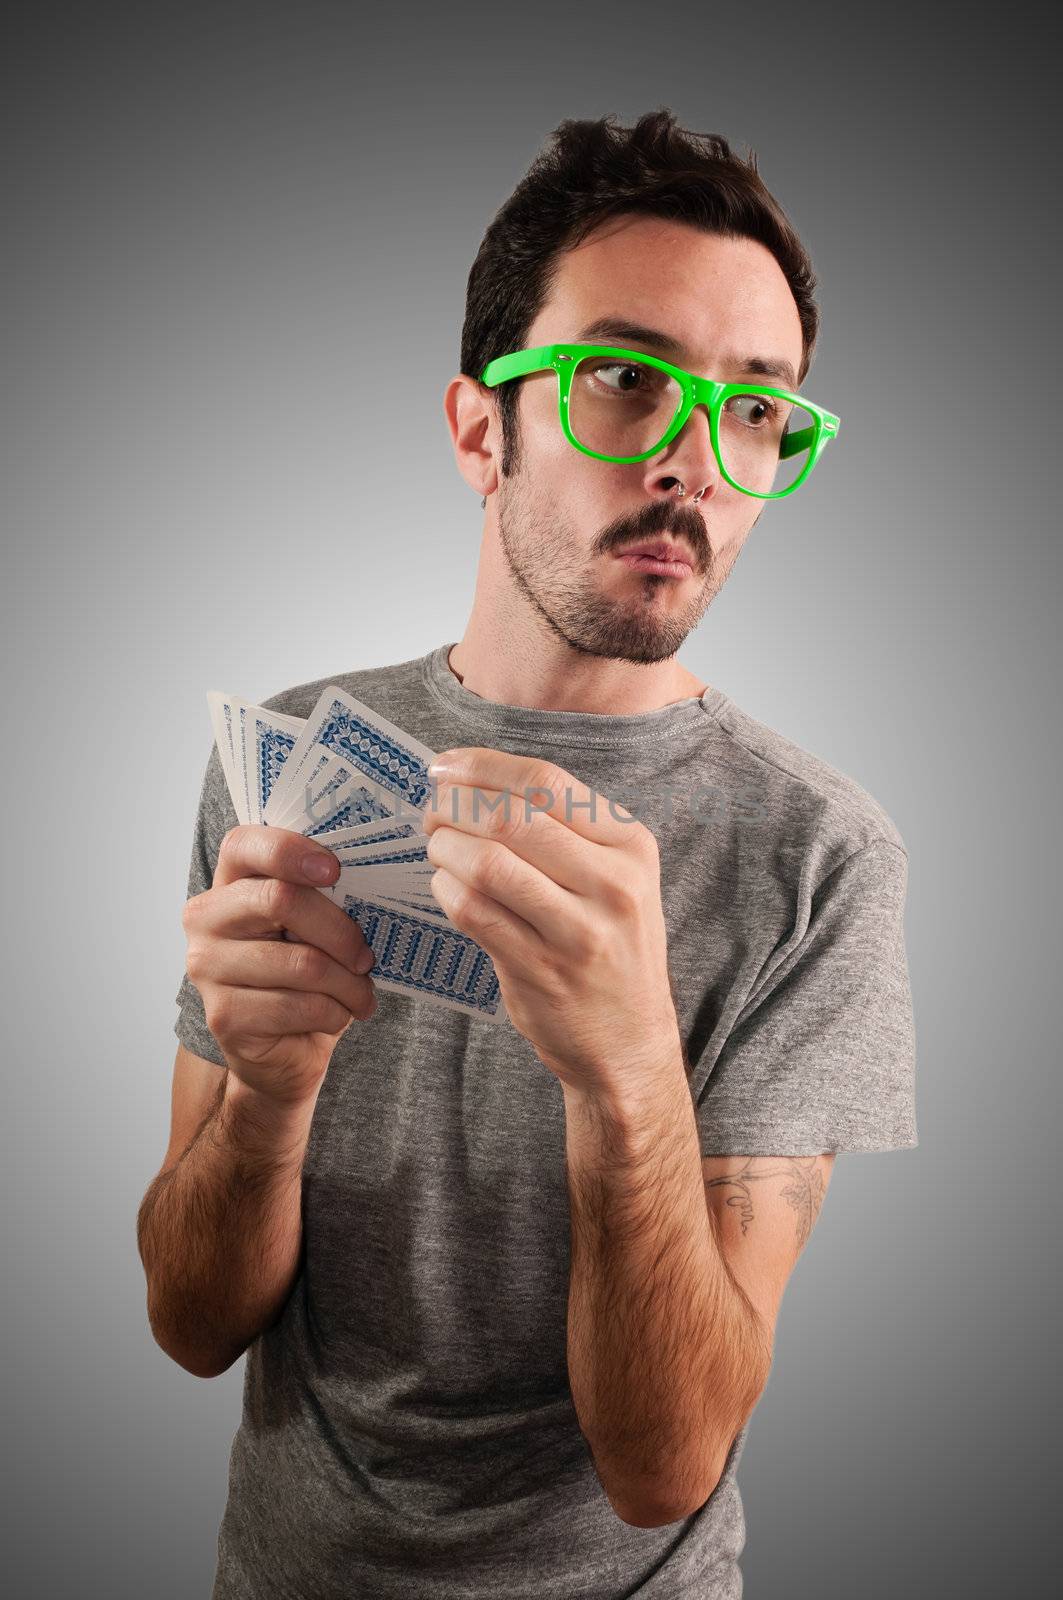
[[335, 893, 508, 1023], [298, 689, 436, 813]]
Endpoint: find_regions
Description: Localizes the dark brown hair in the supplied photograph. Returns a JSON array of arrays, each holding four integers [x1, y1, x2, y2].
[[460, 109, 820, 475]]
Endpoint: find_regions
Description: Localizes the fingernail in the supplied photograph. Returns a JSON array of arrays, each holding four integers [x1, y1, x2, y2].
[[303, 853, 335, 883], [354, 947, 375, 974]]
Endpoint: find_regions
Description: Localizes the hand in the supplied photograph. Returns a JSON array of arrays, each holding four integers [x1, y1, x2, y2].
[[181, 825, 377, 1110], [423, 749, 683, 1101]]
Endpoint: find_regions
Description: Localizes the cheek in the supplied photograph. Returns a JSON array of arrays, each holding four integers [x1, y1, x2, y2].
[[712, 525, 753, 573], [521, 430, 600, 514]]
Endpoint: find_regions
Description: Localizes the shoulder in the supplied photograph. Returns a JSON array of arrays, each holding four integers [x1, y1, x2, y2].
[[700, 691, 908, 867]]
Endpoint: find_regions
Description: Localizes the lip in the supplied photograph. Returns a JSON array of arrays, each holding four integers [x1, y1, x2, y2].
[[613, 539, 696, 577]]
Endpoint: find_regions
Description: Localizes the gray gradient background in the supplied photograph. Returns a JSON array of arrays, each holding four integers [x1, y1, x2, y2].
[[4, 2, 1058, 1594]]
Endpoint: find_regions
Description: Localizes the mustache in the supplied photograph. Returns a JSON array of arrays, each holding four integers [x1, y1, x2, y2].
[[602, 510, 709, 568]]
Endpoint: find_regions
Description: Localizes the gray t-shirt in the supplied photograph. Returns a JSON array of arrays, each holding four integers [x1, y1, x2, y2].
[[174, 641, 917, 1599]]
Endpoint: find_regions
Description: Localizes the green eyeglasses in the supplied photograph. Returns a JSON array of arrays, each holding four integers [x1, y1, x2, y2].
[[479, 342, 841, 500]]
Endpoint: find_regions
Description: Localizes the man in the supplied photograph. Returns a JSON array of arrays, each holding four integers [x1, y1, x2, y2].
[[138, 110, 917, 1599]]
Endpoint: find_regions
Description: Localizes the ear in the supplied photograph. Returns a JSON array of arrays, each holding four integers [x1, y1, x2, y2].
[[443, 373, 497, 502]]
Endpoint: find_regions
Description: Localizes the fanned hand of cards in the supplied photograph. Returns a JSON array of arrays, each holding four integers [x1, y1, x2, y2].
[[206, 687, 509, 1025]]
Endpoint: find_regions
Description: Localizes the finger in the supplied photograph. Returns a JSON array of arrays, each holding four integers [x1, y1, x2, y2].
[[428, 750, 639, 846], [428, 827, 577, 954], [212, 824, 345, 892], [208, 984, 372, 1045], [188, 934, 377, 1017], [427, 778, 606, 897], [429, 865, 543, 968], [185, 874, 375, 976]]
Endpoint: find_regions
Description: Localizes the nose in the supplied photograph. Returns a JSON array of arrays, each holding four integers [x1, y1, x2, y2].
[[644, 400, 720, 502]]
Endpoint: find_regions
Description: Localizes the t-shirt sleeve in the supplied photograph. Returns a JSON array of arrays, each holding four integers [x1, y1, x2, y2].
[[173, 739, 240, 1067], [694, 839, 918, 1155]]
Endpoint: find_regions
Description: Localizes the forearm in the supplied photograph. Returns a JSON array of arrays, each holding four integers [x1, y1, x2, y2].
[[562, 1057, 771, 1526], [137, 1075, 314, 1378]]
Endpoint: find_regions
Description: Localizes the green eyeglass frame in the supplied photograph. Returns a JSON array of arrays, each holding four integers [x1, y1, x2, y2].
[[479, 342, 841, 500]]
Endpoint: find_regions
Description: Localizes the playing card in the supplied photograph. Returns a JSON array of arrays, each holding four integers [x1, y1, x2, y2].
[[202, 687, 508, 1026], [207, 694, 254, 825], [361, 892, 451, 919], [331, 890, 509, 1023], [265, 749, 356, 829], [330, 864, 438, 907], [268, 751, 420, 838], [206, 692, 241, 811], [269, 684, 437, 829], [269, 818, 426, 856], [298, 780, 401, 839], [243, 704, 310, 826], [306, 818, 428, 852]]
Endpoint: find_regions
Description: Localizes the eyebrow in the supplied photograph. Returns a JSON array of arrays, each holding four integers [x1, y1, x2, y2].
[[574, 316, 799, 390]]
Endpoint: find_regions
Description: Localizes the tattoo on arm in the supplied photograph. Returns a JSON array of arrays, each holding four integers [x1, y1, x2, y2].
[[705, 1157, 829, 1250]]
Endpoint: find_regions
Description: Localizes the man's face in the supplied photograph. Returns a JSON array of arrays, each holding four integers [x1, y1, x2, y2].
[[491, 214, 806, 665]]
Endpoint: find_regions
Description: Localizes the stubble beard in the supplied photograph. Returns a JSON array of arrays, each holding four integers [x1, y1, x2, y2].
[[495, 481, 740, 666]]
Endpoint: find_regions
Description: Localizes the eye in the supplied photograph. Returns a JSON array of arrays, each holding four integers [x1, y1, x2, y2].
[[725, 393, 778, 428], [589, 362, 652, 394], [577, 358, 677, 402]]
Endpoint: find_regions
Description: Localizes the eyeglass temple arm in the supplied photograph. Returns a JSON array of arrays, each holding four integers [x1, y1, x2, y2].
[[780, 415, 840, 458], [479, 348, 554, 385], [780, 424, 814, 459]]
